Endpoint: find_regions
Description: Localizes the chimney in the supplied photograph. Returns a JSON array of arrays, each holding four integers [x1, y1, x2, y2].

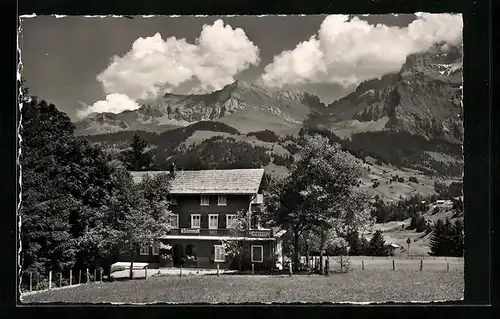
[[170, 163, 176, 176]]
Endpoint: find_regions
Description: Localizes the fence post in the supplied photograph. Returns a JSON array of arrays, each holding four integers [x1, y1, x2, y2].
[[99, 268, 102, 283], [420, 259, 423, 271], [362, 260, 365, 271], [340, 256, 343, 272], [180, 265, 182, 277], [145, 266, 148, 279], [94, 268, 97, 282], [447, 262, 449, 272], [217, 264, 220, 277], [29, 272, 32, 292], [392, 260, 395, 271], [79, 269, 82, 284], [48, 271, 52, 290], [86, 268, 89, 283], [59, 273, 62, 287], [252, 263, 255, 275], [69, 269, 72, 286], [289, 262, 293, 276], [325, 258, 329, 276]]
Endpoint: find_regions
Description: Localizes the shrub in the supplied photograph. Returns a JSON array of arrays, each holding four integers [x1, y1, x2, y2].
[[409, 176, 419, 183], [336, 256, 352, 273], [434, 180, 448, 196], [430, 194, 438, 203]]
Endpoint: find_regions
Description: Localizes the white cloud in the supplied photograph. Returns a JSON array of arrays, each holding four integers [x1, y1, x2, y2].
[[76, 93, 140, 118], [260, 13, 463, 89], [96, 19, 260, 100]]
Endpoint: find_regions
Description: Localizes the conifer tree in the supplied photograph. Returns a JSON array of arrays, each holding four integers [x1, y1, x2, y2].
[[367, 230, 390, 256], [347, 230, 363, 256], [429, 219, 445, 256], [122, 134, 156, 171], [450, 219, 464, 257]]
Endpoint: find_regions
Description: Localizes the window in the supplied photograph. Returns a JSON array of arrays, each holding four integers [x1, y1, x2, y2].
[[200, 195, 210, 206], [226, 214, 237, 229], [191, 214, 201, 228], [170, 196, 178, 206], [217, 195, 227, 206], [170, 214, 179, 228], [251, 245, 263, 263], [152, 242, 159, 256], [214, 245, 225, 262], [139, 244, 150, 256], [208, 214, 218, 229]]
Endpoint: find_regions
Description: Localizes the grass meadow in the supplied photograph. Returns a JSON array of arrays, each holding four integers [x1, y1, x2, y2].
[[21, 257, 464, 304]]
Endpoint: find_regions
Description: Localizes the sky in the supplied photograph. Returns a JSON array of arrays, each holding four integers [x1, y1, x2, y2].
[[19, 14, 463, 120]]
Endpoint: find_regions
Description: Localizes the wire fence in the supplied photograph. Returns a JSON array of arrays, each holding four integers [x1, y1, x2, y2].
[[20, 255, 465, 292], [298, 255, 464, 273], [20, 267, 106, 295]]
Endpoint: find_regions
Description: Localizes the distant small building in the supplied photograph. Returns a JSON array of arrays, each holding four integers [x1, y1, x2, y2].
[[388, 243, 400, 254]]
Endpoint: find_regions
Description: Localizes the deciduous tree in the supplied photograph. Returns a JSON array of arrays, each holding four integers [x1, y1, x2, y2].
[[86, 172, 174, 279], [263, 135, 372, 268]]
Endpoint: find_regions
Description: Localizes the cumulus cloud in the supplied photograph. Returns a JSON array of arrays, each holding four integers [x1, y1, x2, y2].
[[260, 13, 463, 89], [97, 19, 260, 100], [76, 93, 140, 118]]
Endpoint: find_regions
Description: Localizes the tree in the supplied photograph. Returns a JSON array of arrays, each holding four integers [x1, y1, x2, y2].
[[220, 209, 251, 270], [450, 219, 464, 257], [346, 230, 365, 256], [91, 172, 173, 279], [122, 134, 156, 171], [434, 180, 448, 198], [366, 230, 390, 256], [20, 94, 79, 275], [429, 218, 464, 257], [263, 135, 372, 268], [429, 219, 445, 256]]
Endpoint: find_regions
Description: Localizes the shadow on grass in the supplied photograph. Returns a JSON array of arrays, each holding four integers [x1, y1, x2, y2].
[[109, 277, 147, 282], [211, 269, 331, 276]]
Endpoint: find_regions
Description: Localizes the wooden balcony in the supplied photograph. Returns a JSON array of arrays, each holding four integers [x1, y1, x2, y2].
[[166, 228, 273, 238]]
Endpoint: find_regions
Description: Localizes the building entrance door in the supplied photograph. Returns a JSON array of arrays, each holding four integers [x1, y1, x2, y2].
[[173, 244, 184, 267]]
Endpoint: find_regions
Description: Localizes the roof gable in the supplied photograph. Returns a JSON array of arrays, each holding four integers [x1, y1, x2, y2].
[[130, 168, 265, 195]]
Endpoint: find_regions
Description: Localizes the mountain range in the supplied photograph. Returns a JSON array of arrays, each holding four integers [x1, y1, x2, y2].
[[80, 45, 463, 182]]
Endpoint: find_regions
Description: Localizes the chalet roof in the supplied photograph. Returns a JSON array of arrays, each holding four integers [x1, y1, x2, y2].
[[130, 168, 265, 195]]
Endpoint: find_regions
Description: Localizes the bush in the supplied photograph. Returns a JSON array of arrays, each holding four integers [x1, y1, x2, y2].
[[434, 180, 448, 196], [372, 181, 380, 188], [335, 256, 352, 273], [409, 176, 419, 183], [430, 194, 438, 203]]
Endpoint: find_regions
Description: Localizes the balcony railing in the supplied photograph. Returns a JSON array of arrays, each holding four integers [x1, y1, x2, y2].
[[166, 228, 273, 238]]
